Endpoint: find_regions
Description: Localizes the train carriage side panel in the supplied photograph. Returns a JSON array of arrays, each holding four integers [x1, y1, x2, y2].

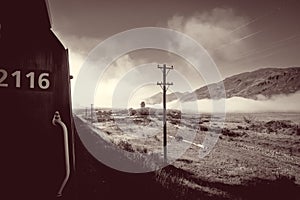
[[0, 1, 77, 199]]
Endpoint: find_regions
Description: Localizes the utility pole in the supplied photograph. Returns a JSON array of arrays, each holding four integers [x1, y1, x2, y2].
[[91, 104, 94, 123], [157, 64, 173, 163]]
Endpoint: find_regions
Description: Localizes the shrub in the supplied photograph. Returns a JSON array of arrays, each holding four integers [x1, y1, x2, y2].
[[118, 140, 134, 152], [128, 108, 137, 116], [199, 125, 209, 131], [154, 135, 160, 141], [104, 130, 112, 135], [175, 135, 183, 142], [136, 146, 148, 154], [221, 128, 246, 137], [243, 115, 255, 124], [296, 127, 300, 136]]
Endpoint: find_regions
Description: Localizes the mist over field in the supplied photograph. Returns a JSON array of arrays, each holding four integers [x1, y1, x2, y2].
[[155, 92, 300, 113]]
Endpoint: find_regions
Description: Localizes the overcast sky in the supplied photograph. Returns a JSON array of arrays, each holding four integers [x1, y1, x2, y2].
[[47, 0, 300, 108]]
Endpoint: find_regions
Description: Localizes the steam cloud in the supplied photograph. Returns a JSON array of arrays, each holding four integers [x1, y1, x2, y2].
[[165, 92, 300, 113]]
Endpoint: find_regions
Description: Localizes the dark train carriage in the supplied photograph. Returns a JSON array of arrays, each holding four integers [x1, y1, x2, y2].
[[0, 0, 76, 199], [0, 1, 184, 200]]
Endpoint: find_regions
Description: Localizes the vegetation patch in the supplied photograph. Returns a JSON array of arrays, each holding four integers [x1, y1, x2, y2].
[[117, 140, 134, 152]]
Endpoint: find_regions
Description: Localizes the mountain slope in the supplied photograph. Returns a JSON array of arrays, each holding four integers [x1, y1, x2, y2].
[[146, 67, 300, 104], [146, 92, 188, 105]]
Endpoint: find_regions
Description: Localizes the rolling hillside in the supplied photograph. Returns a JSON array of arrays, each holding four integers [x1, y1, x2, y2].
[[146, 67, 300, 104]]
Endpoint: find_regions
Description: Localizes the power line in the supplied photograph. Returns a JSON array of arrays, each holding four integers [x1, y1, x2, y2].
[[214, 29, 263, 51], [234, 34, 300, 61], [212, 7, 281, 51], [228, 7, 280, 35], [234, 38, 300, 64]]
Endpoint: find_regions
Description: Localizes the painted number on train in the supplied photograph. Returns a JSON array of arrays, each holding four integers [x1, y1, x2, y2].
[[0, 69, 51, 90]]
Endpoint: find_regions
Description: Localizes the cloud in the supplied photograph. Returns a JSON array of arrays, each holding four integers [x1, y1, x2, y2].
[[100, 54, 143, 81], [94, 54, 147, 108], [68, 51, 85, 97], [164, 92, 300, 113], [58, 8, 259, 108], [53, 31, 101, 55], [223, 92, 300, 113], [167, 8, 254, 62]]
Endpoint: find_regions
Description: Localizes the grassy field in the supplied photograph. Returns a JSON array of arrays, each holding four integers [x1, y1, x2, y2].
[[74, 109, 300, 199]]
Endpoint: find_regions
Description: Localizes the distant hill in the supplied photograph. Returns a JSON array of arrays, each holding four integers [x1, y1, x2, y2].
[[146, 67, 300, 104], [145, 92, 188, 105]]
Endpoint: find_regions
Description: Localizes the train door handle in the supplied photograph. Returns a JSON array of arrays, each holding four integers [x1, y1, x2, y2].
[[52, 111, 70, 198]]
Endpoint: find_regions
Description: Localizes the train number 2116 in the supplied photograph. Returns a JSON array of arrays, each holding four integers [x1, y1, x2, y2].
[[0, 69, 50, 90]]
